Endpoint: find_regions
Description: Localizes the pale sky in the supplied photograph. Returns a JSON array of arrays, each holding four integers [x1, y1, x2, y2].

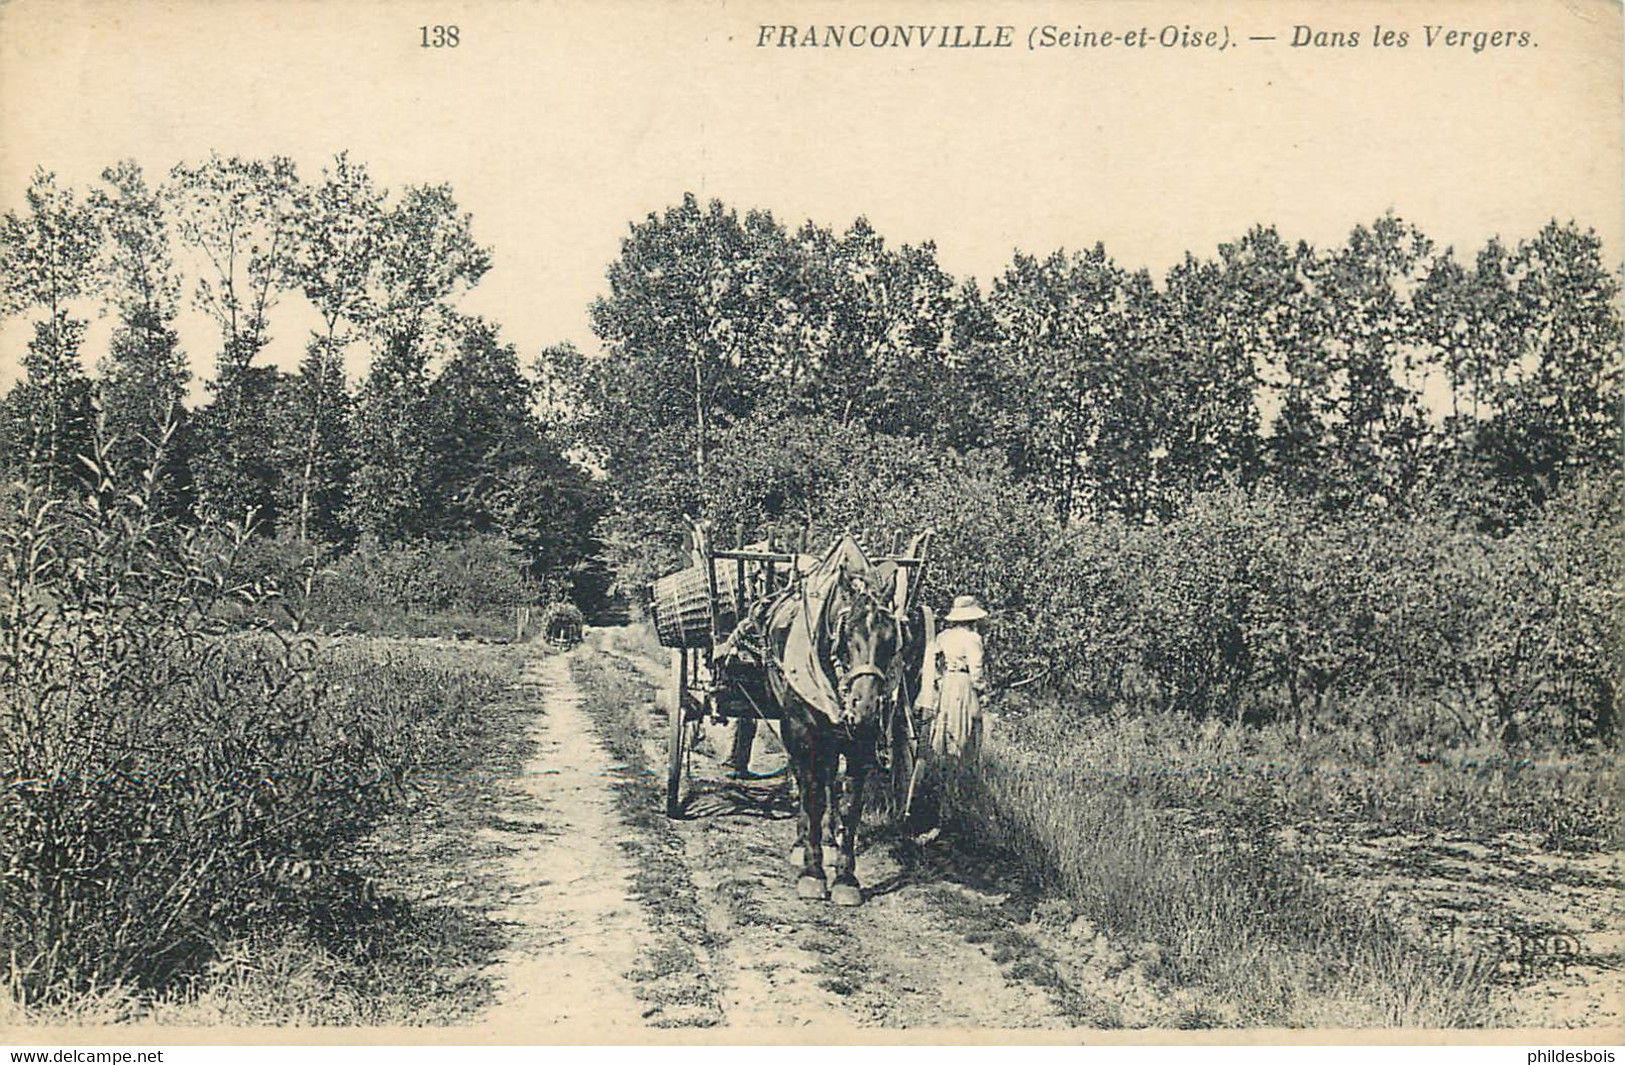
[[2, 0, 1620, 395]]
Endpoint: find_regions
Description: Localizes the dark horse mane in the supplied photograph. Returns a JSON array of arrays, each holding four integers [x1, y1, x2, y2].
[[770, 567, 922, 906]]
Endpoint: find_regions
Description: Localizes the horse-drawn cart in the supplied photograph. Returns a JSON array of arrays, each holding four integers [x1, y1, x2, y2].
[[648, 521, 931, 819], [541, 601, 585, 650]]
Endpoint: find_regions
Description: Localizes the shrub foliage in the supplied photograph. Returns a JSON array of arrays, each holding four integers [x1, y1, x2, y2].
[[0, 446, 504, 1004]]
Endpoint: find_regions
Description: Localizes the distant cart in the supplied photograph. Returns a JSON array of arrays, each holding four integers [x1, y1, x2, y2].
[[541, 602, 585, 650], [647, 521, 930, 818]]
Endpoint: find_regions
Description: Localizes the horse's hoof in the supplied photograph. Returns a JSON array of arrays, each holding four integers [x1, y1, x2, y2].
[[797, 876, 828, 901], [829, 883, 863, 907], [788, 846, 805, 870]]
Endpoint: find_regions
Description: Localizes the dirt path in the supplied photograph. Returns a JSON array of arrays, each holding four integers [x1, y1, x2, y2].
[[576, 627, 1168, 1032], [477, 649, 658, 1033]]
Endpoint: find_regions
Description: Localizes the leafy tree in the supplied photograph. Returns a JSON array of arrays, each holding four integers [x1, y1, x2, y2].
[[348, 337, 434, 544], [272, 339, 353, 544], [166, 154, 302, 528], [426, 317, 542, 536], [98, 307, 190, 511], [564, 195, 806, 589], [1482, 222, 1623, 506], [426, 318, 600, 587], [166, 154, 301, 371], [1306, 215, 1434, 509], [533, 339, 590, 439], [929, 279, 1017, 456], [1415, 247, 1479, 425], [1159, 248, 1270, 501], [92, 161, 180, 322], [281, 153, 386, 542], [0, 169, 102, 491], [1410, 241, 1521, 522], [1410, 223, 1622, 524], [368, 182, 491, 361], [0, 319, 96, 492], [89, 161, 191, 514], [780, 218, 959, 435], [586, 194, 796, 486], [703, 410, 1058, 667], [1182, 227, 1331, 499], [348, 183, 490, 542], [988, 245, 1164, 522]]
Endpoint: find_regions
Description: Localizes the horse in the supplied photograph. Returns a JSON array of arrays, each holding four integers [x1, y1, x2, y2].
[[766, 567, 920, 906]]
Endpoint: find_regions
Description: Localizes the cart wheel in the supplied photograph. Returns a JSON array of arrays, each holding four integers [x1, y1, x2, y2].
[[666, 648, 690, 817]]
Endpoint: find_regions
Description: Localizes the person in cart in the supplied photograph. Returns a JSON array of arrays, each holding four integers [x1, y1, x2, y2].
[[720, 536, 811, 780]]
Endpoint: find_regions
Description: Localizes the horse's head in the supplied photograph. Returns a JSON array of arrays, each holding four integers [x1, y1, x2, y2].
[[831, 572, 902, 727]]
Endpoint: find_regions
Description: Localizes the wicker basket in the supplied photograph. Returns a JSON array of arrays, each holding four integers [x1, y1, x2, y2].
[[649, 563, 739, 648]]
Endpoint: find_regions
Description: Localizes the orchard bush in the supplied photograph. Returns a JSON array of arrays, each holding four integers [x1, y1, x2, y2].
[[221, 532, 555, 637], [703, 413, 1058, 680], [1030, 475, 1621, 751], [631, 413, 1618, 753], [1, 467, 506, 1005], [320, 534, 548, 617]]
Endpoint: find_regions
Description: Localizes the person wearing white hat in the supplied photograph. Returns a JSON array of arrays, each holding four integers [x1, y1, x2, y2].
[[925, 594, 989, 762]]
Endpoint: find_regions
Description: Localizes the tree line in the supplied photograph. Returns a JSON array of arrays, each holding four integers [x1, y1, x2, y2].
[[5, 168, 1619, 616], [546, 194, 1620, 590], [0, 155, 597, 587], [538, 194, 1619, 747]]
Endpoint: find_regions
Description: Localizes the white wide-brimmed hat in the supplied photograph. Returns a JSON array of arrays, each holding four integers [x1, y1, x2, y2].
[[943, 594, 988, 622]]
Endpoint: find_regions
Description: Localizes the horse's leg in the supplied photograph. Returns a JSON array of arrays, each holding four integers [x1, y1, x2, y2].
[[829, 741, 868, 906], [795, 736, 830, 900], [781, 711, 813, 875], [824, 770, 839, 846], [807, 738, 840, 881]]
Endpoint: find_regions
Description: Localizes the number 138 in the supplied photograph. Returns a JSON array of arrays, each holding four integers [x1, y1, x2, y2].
[[420, 25, 460, 47]]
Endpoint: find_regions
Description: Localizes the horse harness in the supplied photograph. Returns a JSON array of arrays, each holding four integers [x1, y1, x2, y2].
[[828, 589, 909, 739], [744, 571, 913, 754]]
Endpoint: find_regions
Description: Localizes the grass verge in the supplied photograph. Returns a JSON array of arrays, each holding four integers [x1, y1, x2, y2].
[[1000, 706, 1621, 852], [939, 738, 1503, 1027]]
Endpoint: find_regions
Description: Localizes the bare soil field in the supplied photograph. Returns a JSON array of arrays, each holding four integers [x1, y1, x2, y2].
[[1304, 828, 1622, 1028]]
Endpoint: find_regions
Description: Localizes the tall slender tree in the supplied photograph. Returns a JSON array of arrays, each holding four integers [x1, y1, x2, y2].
[[166, 154, 301, 528], [785, 219, 959, 435], [989, 244, 1155, 522], [0, 169, 102, 491], [586, 195, 794, 487], [1307, 215, 1434, 509], [1160, 250, 1265, 503], [282, 152, 386, 542], [1476, 222, 1625, 509], [90, 161, 190, 511], [426, 317, 599, 578], [348, 182, 490, 542]]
